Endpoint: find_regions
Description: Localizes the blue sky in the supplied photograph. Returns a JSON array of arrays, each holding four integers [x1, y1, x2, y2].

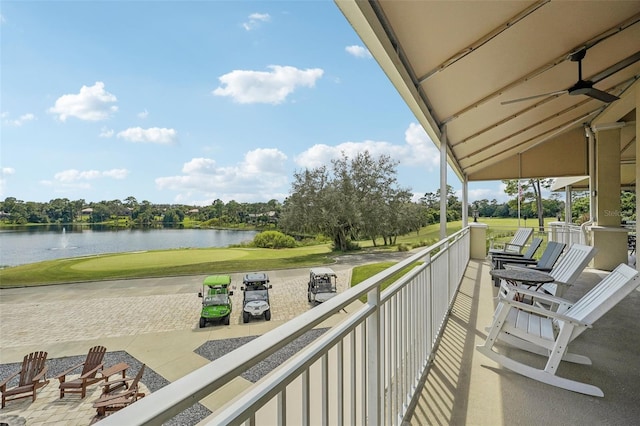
[[1, 1, 508, 206]]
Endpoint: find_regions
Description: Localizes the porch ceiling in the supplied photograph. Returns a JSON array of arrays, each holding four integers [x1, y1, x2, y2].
[[336, 0, 638, 184]]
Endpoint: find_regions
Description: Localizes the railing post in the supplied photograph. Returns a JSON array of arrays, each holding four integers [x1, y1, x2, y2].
[[366, 286, 381, 425]]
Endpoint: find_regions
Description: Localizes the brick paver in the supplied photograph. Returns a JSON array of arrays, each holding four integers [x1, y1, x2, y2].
[[0, 268, 352, 348]]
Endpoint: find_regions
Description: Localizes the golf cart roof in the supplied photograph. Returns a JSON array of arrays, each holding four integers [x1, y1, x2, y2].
[[243, 272, 269, 283], [203, 275, 232, 287], [310, 267, 337, 277]]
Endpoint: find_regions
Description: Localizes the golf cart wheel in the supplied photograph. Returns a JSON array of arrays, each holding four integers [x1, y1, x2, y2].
[[224, 315, 230, 326], [308, 292, 312, 302], [265, 309, 271, 321], [243, 311, 250, 323], [199, 317, 206, 328]]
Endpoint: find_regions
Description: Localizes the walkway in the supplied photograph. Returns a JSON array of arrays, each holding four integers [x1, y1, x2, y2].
[[0, 265, 362, 425]]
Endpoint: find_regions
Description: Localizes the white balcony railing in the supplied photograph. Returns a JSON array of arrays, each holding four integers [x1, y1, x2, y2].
[[99, 227, 471, 426], [548, 222, 589, 246]]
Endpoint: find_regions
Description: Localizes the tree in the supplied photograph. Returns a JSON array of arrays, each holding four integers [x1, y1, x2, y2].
[[419, 185, 460, 223], [502, 179, 553, 230], [280, 151, 413, 251]]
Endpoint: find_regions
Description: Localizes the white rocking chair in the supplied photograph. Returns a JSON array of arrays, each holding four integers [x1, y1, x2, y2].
[[489, 227, 533, 255], [477, 263, 640, 397]]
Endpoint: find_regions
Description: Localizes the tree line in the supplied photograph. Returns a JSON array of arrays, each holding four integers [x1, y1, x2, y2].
[[0, 196, 283, 228], [2, 151, 634, 252]]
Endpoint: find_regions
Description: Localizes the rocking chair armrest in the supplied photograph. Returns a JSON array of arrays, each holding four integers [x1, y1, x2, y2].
[[503, 242, 525, 252], [500, 298, 591, 328], [500, 283, 572, 306], [0, 371, 20, 389], [57, 362, 85, 380], [496, 257, 537, 265], [79, 363, 104, 380]]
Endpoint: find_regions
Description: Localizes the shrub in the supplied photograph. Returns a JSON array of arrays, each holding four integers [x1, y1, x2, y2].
[[253, 231, 297, 249]]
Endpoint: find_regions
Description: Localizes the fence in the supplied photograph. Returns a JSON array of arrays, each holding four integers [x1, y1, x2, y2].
[[100, 227, 471, 425]]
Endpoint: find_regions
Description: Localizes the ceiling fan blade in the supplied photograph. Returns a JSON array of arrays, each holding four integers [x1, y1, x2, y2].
[[590, 51, 640, 84], [584, 88, 619, 103], [501, 89, 567, 105]]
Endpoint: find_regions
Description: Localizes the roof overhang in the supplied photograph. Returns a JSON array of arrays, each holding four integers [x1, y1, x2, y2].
[[335, 0, 638, 186]]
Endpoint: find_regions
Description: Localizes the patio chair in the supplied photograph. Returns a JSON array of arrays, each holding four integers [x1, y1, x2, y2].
[[57, 345, 107, 399], [537, 243, 597, 297], [93, 364, 146, 417], [491, 241, 565, 286], [499, 243, 596, 298], [489, 227, 533, 255], [0, 351, 50, 408], [490, 237, 542, 263], [477, 263, 640, 396]]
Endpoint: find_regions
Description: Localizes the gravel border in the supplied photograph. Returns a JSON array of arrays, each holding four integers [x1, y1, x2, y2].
[[0, 330, 328, 425], [195, 328, 329, 383], [0, 351, 210, 426]]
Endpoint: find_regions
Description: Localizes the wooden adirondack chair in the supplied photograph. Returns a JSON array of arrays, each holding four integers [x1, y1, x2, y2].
[[57, 345, 107, 399], [489, 227, 533, 255], [477, 263, 640, 396], [0, 351, 50, 408], [93, 364, 146, 417]]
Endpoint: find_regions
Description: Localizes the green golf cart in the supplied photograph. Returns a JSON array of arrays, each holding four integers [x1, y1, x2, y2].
[[198, 275, 233, 327]]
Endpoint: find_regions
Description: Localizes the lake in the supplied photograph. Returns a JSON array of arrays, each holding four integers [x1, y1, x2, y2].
[[0, 227, 259, 267]]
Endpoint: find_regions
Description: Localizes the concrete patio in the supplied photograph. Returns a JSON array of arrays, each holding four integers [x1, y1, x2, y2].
[[407, 259, 640, 426]]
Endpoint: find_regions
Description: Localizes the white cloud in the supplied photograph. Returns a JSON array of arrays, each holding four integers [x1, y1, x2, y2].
[[102, 169, 129, 179], [182, 158, 217, 174], [295, 122, 440, 171], [137, 109, 149, 119], [116, 127, 178, 145], [243, 12, 270, 31], [155, 148, 288, 204], [0, 14, 5, 24], [99, 127, 114, 138], [1, 167, 15, 176], [402, 122, 440, 169], [3, 113, 35, 127], [53, 168, 128, 183], [213, 65, 324, 104], [48, 82, 118, 122], [345, 45, 372, 59]]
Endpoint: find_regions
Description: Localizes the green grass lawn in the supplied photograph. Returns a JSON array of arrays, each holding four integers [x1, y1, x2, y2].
[[0, 217, 555, 287], [350, 261, 423, 302], [0, 245, 334, 287]]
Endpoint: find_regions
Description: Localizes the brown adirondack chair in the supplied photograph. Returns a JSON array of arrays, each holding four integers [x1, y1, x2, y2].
[[57, 345, 107, 399], [0, 351, 50, 408], [93, 364, 146, 417]]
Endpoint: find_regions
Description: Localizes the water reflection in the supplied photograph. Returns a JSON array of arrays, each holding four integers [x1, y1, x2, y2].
[[0, 226, 258, 267]]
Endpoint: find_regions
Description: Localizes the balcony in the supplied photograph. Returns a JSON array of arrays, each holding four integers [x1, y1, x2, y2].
[[1, 227, 638, 425], [58, 228, 640, 425], [407, 258, 640, 425]]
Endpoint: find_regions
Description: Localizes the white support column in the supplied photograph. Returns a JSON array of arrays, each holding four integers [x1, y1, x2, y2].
[[565, 185, 572, 224], [591, 127, 626, 270], [440, 127, 448, 240], [462, 176, 468, 227]]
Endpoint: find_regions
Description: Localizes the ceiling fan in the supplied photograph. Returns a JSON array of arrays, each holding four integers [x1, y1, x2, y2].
[[501, 49, 640, 105]]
